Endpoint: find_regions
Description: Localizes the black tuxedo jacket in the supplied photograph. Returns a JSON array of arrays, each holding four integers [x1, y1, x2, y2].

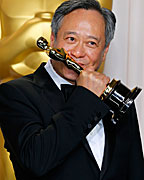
[[0, 63, 144, 180]]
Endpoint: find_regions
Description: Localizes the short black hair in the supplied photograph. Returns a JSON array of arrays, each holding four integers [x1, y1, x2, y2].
[[51, 0, 116, 48]]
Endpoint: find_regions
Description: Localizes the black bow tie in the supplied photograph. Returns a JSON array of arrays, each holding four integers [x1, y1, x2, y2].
[[61, 84, 76, 101]]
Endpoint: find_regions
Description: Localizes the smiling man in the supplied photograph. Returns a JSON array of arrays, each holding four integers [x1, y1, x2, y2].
[[0, 0, 144, 180], [50, 8, 109, 86]]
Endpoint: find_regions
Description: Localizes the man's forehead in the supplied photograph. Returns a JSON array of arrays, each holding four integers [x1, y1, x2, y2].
[[62, 8, 105, 25]]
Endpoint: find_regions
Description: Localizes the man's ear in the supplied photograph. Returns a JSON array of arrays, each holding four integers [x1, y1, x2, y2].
[[102, 44, 110, 62], [50, 31, 55, 47]]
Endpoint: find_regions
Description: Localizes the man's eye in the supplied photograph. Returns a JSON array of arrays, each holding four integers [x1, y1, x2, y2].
[[65, 37, 76, 44], [68, 37, 75, 41], [88, 41, 97, 47]]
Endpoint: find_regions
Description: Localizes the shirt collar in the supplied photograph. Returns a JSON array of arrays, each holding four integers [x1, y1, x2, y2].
[[44, 59, 71, 90]]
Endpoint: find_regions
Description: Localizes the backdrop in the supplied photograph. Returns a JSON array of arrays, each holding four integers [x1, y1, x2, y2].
[[0, 0, 144, 179], [104, 0, 144, 150]]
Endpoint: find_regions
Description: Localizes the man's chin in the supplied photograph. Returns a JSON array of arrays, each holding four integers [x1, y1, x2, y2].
[[63, 69, 79, 83]]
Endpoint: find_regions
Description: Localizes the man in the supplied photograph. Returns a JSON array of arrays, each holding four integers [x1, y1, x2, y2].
[[0, 0, 144, 179]]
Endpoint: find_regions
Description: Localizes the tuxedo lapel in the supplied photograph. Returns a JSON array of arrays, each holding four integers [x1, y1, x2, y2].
[[82, 138, 96, 158], [100, 120, 116, 180], [43, 83, 65, 113], [82, 121, 116, 174], [33, 63, 65, 112]]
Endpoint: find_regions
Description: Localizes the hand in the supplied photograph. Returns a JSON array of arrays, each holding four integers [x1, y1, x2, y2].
[[76, 67, 110, 97]]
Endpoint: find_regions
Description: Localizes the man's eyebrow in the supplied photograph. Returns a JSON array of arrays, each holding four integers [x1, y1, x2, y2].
[[63, 31, 78, 36], [87, 35, 100, 42], [63, 31, 100, 42]]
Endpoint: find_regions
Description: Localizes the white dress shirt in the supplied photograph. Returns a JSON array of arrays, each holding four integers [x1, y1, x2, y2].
[[44, 60, 105, 170]]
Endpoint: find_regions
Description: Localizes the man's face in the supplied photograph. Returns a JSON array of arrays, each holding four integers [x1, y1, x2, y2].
[[50, 9, 109, 83]]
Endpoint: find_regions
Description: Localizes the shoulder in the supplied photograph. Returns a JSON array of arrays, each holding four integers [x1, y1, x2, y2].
[[0, 74, 37, 100], [0, 73, 33, 89]]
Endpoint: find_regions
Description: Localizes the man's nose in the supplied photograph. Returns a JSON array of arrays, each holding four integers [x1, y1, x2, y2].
[[70, 42, 86, 58]]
